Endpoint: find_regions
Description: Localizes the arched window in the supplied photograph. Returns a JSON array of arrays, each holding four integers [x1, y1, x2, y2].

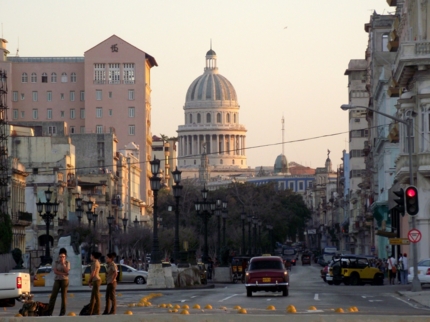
[[197, 113, 201, 123], [226, 113, 231, 123], [22, 73, 28, 83], [31, 72, 37, 83], [61, 72, 68, 83], [71, 72, 77, 83], [41, 73, 48, 83], [233, 114, 237, 123], [189, 114, 193, 124], [220, 159, 223, 164], [206, 113, 211, 123], [217, 113, 221, 123], [232, 159, 235, 165], [51, 72, 57, 83], [404, 110, 415, 153]]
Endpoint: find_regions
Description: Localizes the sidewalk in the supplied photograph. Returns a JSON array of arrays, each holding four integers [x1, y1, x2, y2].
[[398, 288, 430, 308], [32, 283, 214, 294]]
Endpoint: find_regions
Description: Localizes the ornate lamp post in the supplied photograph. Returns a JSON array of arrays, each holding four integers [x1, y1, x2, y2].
[[149, 157, 161, 264], [258, 220, 262, 255], [86, 199, 95, 229], [241, 209, 246, 255], [133, 215, 139, 228], [215, 200, 222, 263], [221, 201, 228, 248], [247, 214, 252, 256], [194, 185, 216, 264], [36, 185, 59, 265], [92, 211, 99, 230], [252, 217, 258, 256], [266, 225, 273, 254], [107, 211, 114, 253], [122, 214, 128, 233], [75, 196, 83, 226], [172, 166, 183, 263]]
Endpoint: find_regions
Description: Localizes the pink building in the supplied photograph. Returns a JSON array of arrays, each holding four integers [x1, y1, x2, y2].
[[0, 35, 158, 204]]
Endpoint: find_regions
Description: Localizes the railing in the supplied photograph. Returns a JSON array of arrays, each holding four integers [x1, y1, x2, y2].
[[178, 124, 246, 131], [92, 80, 135, 85]]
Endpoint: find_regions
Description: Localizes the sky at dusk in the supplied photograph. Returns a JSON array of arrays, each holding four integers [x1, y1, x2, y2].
[[0, 0, 392, 170]]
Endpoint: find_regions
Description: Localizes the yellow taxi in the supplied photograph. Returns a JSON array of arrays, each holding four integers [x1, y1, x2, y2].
[[33, 265, 52, 287], [82, 264, 107, 285]]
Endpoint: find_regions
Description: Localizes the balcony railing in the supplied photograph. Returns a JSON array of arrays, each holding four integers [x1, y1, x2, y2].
[[393, 41, 430, 86]]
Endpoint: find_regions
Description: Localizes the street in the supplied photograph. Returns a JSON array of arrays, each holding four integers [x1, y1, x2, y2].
[[3, 261, 430, 317]]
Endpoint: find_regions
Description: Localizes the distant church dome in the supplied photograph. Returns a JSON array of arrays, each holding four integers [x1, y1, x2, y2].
[[274, 154, 288, 174], [185, 49, 237, 104]]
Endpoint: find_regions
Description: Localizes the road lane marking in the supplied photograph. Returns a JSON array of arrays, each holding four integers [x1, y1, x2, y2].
[[369, 300, 383, 302], [181, 300, 187, 302], [393, 295, 430, 311], [219, 294, 239, 302], [191, 296, 197, 298], [314, 293, 319, 301]]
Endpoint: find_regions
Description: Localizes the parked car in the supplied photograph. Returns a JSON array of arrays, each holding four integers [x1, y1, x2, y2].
[[0, 272, 32, 307], [301, 253, 311, 266], [82, 264, 107, 285], [245, 256, 289, 297], [33, 265, 51, 287], [408, 258, 430, 285], [317, 256, 327, 267], [117, 264, 148, 284]]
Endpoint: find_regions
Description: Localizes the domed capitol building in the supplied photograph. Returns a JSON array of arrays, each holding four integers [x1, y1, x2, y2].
[[177, 48, 248, 179]]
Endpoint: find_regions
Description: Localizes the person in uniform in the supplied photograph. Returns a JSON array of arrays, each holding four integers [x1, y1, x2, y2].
[[88, 251, 101, 315], [103, 252, 118, 315], [47, 248, 70, 316]]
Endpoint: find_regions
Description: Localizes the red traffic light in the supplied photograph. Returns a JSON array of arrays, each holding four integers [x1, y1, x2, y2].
[[406, 188, 417, 198]]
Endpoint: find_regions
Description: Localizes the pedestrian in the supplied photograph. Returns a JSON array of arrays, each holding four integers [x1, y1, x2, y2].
[[387, 255, 397, 285], [103, 252, 118, 315], [120, 256, 124, 265], [88, 251, 102, 315], [47, 248, 70, 316], [399, 253, 408, 285]]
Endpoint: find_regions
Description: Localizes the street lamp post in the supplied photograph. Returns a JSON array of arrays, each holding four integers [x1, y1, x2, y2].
[[122, 214, 128, 233], [247, 215, 252, 256], [252, 217, 257, 256], [93, 211, 99, 230], [341, 103, 421, 292], [215, 200, 222, 263], [241, 209, 246, 255], [86, 199, 95, 229], [222, 202, 227, 248], [149, 157, 162, 264], [133, 215, 139, 228], [194, 185, 216, 264], [107, 211, 114, 253], [258, 220, 262, 255], [75, 196, 83, 226], [266, 225, 273, 254], [36, 186, 59, 265], [172, 166, 183, 263]]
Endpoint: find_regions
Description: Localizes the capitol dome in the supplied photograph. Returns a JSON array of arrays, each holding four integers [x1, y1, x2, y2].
[[274, 154, 288, 174], [185, 49, 237, 104]]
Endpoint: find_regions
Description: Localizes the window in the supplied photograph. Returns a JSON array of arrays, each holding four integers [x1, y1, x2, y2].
[[220, 159, 223, 165], [70, 109, 75, 119], [80, 108, 85, 119], [96, 125, 103, 134], [32, 109, 38, 119], [61, 72, 67, 82], [20, 93, 25, 100], [189, 114, 193, 124], [31, 73, 37, 83], [227, 113, 230, 123], [97, 142, 105, 157], [234, 114, 237, 123], [51, 72, 57, 83], [71, 72, 76, 83], [70, 126, 75, 134], [96, 107, 102, 118], [70, 91, 75, 101], [123, 63, 135, 83], [217, 113, 221, 123], [349, 149, 364, 158], [12, 91, 18, 102], [21, 111, 25, 118], [80, 91, 85, 101], [22, 73, 28, 83], [289, 181, 295, 190], [206, 113, 211, 123], [47, 109, 52, 119], [80, 126, 85, 133], [299, 181, 304, 191], [13, 110, 18, 119], [109, 91, 112, 98], [42, 73, 48, 83], [61, 93, 64, 100], [47, 91, 52, 101], [128, 89, 134, 100], [48, 126, 56, 135], [109, 109, 113, 116], [60, 111, 65, 117], [382, 34, 389, 52], [94, 64, 105, 83], [197, 113, 201, 123], [128, 107, 135, 117], [108, 63, 120, 84], [32, 91, 38, 102], [129, 125, 135, 135], [96, 90, 102, 100]]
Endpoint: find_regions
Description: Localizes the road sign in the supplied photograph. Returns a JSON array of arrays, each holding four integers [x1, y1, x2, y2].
[[307, 229, 316, 235], [408, 229, 422, 243], [389, 238, 410, 245]]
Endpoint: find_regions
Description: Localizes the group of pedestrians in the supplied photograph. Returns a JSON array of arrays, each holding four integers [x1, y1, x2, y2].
[[387, 253, 408, 285], [46, 248, 118, 316]]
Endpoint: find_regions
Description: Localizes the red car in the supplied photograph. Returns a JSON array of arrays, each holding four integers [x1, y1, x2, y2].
[[245, 256, 289, 297]]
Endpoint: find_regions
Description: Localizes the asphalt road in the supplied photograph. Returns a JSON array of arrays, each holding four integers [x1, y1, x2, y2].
[[3, 261, 430, 317]]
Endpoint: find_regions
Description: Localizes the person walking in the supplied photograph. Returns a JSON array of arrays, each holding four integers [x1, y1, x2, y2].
[[387, 255, 397, 285], [400, 253, 408, 285], [47, 248, 70, 316], [103, 252, 118, 315], [88, 251, 102, 315]]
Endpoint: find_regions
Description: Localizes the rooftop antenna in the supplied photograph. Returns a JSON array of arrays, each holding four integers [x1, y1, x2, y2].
[[16, 37, 19, 57], [210, 38, 212, 49], [281, 115, 285, 156], [1, 23, 3, 38]]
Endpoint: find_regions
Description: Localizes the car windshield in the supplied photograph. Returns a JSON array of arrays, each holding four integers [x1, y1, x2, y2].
[[249, 260, 283, 270], [417, 259, 430, 267]]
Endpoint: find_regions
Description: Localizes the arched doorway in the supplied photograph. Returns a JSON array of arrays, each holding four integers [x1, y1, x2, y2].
[[38, 234, 54, 248]]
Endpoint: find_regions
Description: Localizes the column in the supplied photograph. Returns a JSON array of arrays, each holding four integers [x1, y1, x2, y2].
[[216, 135, 220, 155], [243, 136, 246, 156]]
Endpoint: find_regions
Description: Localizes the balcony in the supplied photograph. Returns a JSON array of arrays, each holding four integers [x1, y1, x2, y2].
[[393, 41, 430, 88], [395, 153, 414, 184], [417, 153, 430, 178]]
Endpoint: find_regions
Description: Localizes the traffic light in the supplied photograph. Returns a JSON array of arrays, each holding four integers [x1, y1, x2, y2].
[[393, 188, 405, 216], [405, 186, 419, 216]]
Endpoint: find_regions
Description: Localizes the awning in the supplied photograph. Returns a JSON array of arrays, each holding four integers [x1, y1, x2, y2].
[[376, 230, 397, 238]]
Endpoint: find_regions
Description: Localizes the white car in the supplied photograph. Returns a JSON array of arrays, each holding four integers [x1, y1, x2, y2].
[[118, 264, 148, 284], [408, 258, 430, 284]]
